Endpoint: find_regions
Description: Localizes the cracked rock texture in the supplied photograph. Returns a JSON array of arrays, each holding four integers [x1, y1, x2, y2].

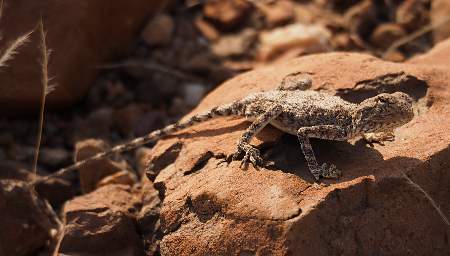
[[146, 40, 450, 255]]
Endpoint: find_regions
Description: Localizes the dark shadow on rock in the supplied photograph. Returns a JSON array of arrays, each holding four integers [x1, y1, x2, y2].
[[262, 134, 390, 183], [260, 133, 439, 188], [185, 193, 223, 223], [394, 145, 450, 217], [284, 176, 450, 255], [147, 141, 183, 180], [335, 72, 428, 103], [151, 119, 427, 186]]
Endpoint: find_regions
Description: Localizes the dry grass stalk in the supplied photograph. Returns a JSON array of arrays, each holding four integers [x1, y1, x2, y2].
[[0, 0, 3, 21], [0, 0, 33, 67], [0, 30, 33, 68], [32, 19, 56, 182], [401, 172, 450, 228], [33, 19, 63, 256], [0, 0, 32, 67]]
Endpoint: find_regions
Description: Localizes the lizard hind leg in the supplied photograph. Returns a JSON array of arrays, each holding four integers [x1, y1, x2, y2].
[[297, 125, 350, 180], [297, 135, 340, 180], [232, 104, 283, 169]]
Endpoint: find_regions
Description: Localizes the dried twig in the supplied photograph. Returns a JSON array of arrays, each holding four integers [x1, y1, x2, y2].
[[401, 172, 450, 228], [98, 60, 201, 82], [0, 0, 3, 21], [383, 14, 450, 59]]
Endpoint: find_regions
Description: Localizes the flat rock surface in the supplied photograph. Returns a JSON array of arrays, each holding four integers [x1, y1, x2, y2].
[[146, 43, 450, 255]]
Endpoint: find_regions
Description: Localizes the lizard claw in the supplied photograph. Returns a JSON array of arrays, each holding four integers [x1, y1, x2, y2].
[[364, 132, 395, 146], [320, 163, 341, 179], [240, 147, 264, 168], [231, 150, 241, 161], [232, 146, 264, 169]]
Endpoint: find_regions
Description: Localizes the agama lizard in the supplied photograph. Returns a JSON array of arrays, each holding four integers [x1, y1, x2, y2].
[[41, 72, 414, 181]]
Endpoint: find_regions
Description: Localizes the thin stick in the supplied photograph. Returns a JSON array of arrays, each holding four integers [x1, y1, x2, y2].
[[98, 60, 201, 82], [383, 14, 450, 59], [401, 172, 450, 228], [0, 0, 3, 21]]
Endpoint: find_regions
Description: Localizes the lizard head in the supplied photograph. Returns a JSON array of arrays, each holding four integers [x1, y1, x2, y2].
[[353, 92, 414, 133]]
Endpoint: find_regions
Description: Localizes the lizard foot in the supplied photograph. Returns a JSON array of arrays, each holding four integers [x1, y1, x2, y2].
[[232, 146, 264, 169], [363, 132, 395, 146], [311, 163, 341, 180]]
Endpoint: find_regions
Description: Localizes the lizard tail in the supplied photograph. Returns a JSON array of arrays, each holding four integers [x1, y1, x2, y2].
[[37, 101, 244, 182]]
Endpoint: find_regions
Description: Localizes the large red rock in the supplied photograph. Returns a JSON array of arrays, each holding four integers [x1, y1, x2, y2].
[[0, 161, 77, 208], [431, 0, 450, 43], [0, 180, 59, 256], [145, 42, 450, 254], [409, 38, 450, 67], [59, 184, 144, 256], [74, 139, 133, 193], [0, 0, 168, 114], [137, 176, 162, 255]]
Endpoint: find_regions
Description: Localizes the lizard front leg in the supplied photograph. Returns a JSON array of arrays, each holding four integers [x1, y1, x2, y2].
[[233, 105, 283, 168], [297, 125, 350, 180]]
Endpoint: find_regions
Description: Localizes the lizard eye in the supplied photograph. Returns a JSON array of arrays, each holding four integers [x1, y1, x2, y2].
[[378, 98, 387, 104]]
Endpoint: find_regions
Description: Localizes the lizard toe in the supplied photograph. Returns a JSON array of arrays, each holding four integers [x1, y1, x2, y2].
[[320, 163, 341, 179], [364, 132, 395, 146], [239, 147, 263, 169]]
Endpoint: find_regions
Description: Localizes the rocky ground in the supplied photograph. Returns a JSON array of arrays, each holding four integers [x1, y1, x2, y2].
[[0, 0, 449, 255]]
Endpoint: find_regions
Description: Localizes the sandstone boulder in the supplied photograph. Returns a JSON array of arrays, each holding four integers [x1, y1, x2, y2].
[[0, 0, 168, 114], [59, 184, 144, 256], [145, 44, 450, 254], [74, 139, 133, 193], [431, 0, 450, 43], [0, 180, 59, 256]]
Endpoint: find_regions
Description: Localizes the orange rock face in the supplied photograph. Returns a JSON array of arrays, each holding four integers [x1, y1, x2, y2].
[[60, 185, 144, 256], [74, 139, 133, 193], [145, 42, 450, 255]]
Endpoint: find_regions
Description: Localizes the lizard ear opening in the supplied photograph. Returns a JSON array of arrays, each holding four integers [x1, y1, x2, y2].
[[278, 72, 312, 91]]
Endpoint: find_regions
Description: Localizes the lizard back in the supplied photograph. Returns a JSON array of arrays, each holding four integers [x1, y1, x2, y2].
[[241, 90, 357, 135]]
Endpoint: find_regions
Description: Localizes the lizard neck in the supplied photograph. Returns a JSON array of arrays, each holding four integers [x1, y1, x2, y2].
[[351, 119, 387, 136]]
